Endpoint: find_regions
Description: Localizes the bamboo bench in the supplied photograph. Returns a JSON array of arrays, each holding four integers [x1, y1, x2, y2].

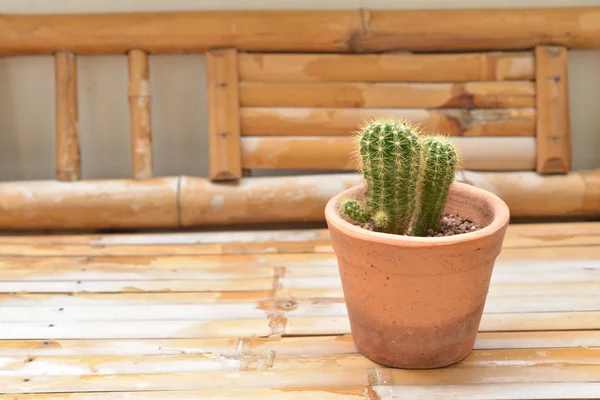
[[0, 7, 600, 399]]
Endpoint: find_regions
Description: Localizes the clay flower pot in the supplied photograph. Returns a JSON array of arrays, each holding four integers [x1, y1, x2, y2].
[[324, 181, 510, 369]]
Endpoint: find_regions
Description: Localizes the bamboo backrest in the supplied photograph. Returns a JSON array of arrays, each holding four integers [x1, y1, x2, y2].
[[0, 8, 599, 231], [208, 47, 571, 181]]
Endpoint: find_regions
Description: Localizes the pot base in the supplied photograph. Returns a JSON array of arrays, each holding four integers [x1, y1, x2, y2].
[[348, 302, 485, 369]]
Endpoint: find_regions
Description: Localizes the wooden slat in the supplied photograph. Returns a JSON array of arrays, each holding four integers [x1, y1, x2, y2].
[[239, 81, 536, 108], [0, 320, 271, 340], [1, 280, 599, 305], [54, 51, 81, 182], [284, 312, 600, 336], [0, 331, 599, 358], [240, 136, 536, 171], [7, 385, 600, 399], [240, 107, 536, 136], [0, 292, 271, 307], [1, 347, 599, 377], [535, 45, 571, 173], [4, 365, 600, 393], [286, 281, 600, 298], [0, 170, 598, 231], [373, 383, 600, 400], [207, 48, 242, 181], [0, 220, 597, 248], [238, 52, 535, 82], [3, 388, 367, 400], [1, 253, 597, 284], [0, 278, 274, 293], [1, 294, 599, 322], [127, 49, 153, 179]]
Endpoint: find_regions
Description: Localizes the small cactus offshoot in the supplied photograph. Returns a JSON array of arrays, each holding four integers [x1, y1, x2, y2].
[[340, 118, 459, 237]]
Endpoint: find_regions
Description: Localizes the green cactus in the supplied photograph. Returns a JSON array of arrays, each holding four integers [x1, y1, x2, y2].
[[340, 117, 460, 237], [411, 135, 459, 237], [339, 198, 370, 225]]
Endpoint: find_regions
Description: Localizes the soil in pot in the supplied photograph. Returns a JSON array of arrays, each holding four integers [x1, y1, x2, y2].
[[357, 213, 481, 237]]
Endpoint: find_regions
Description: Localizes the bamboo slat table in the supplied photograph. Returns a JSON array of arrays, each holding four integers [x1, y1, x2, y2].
[[1, 222, 600, 399]]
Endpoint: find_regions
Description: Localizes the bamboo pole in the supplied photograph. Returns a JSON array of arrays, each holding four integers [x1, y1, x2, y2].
[[0, 178, 180, 230], [178, 174, 362, 227], [128, 50, 154, 179], [1, 8, 600, 55], [239, 52, 535, 82], [0, 11, 362, 55], [128, 49, 154, 180], [240, 108, 536, 137], [0, 171, 598, 231], [54, 51, 81, 181], [362, 7, 600, 52], [535, 45, 571, 174], [239, 81, 536, 109], [240, 137, 536, 171], [207, 48, 242, 181], [461, 170, 600, 217]]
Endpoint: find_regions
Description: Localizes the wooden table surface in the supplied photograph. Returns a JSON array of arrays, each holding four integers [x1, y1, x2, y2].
[[1, 222, 600, 399]]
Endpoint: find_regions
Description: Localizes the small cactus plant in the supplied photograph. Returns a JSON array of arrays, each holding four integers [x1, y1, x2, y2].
[[340, 117, 459, 237]]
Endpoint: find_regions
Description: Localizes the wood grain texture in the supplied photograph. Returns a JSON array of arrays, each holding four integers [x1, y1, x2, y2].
[[5, 365, 600, 393], [0, 331, 599, 358], [128, 49, 153, 179], [0, 11, 363, 55], [583, 169, 600, 215], [0, 170, 599, 231], [238, 52, 535, 82], [239, 81, 536, 108], [240, 136, 536, 171], [3, 389, 367, 400], [2, 8, 600, 55], [0, 347, 599, 377], [0, 178, 180, 230], [240, 107, 536, 137], [0, 220, 597, 247], [207, 48, 242, 181], [0, 220, 597, 255], [535, 45, 571, 173], [5, 385, 600, 399], [54, 51, 81, 182], [178, 174, 361, 227], [0, 221, 598, 396], [461, 169, 596, 217], [361, 8, 600, 52]]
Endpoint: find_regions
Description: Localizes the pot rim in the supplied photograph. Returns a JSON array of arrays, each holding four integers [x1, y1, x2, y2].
[[325, 181, 510, 248]]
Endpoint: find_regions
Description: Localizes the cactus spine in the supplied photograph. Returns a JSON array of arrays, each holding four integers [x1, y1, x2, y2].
[[411, 136, 459, 237], [339, 198, 371, 225], [340, 117, 459, 237], [357, 118, 421, 234]]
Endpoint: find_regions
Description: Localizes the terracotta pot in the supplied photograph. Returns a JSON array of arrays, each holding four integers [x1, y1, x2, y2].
[[324, 181, 510, 369]]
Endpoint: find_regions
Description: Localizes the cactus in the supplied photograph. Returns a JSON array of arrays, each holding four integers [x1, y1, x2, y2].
[[411, 135, 459, 237], [340, 117, 460, 237], [339, 198, 371, 225]]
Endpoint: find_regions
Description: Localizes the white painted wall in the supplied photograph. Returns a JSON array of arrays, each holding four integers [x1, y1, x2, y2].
[[1, 0, 599, 181]]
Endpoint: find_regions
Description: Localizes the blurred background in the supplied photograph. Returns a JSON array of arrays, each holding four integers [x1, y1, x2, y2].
[[1, 0, 599, 181]]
